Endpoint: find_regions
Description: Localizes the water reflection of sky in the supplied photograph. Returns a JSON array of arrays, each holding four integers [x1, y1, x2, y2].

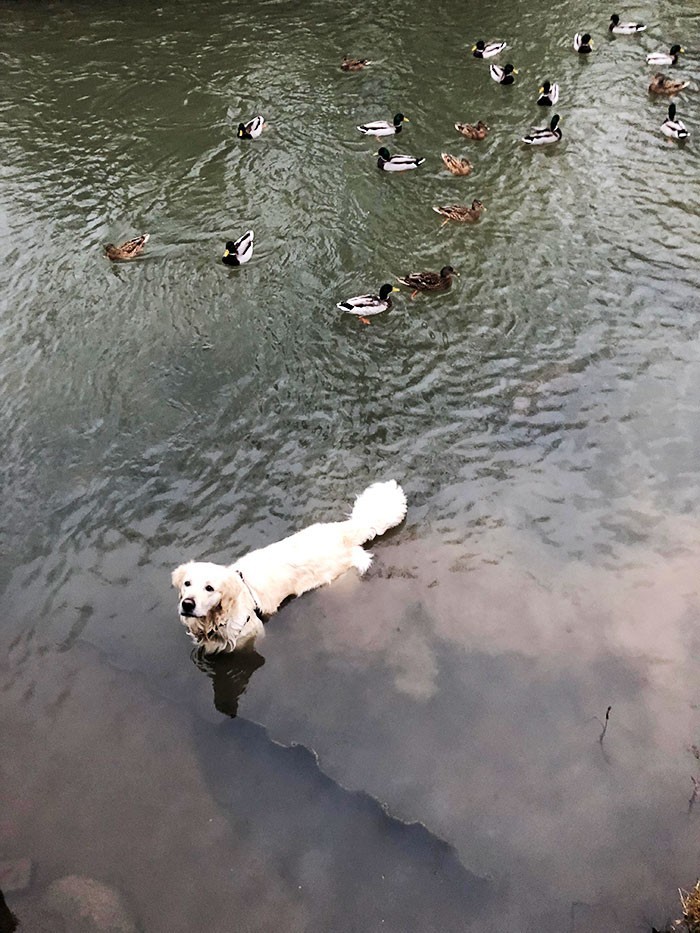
[[4, 452, 700, 931], [239, 526, 700, 930], [1, 640, 492, 932]]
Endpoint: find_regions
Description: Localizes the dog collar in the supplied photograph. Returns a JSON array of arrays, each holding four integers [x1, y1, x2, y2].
[[235, 569, 265, 621]]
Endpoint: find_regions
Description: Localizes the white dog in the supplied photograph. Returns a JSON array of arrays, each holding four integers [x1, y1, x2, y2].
[[172, 480, 407, 654]]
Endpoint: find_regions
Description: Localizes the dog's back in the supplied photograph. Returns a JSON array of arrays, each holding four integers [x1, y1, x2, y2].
[[234, 480, 407, 615]]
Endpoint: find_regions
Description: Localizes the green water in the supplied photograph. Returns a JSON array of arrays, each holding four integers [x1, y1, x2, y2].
[[2, 0, 700, 930]]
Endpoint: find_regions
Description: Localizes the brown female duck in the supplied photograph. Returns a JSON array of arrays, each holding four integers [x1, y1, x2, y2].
[[397, 265, 459, 298], [432, 200, 485, 225], [341, 55, 371, 71], [440, 153, 474, 175], [648, 72, 688, 95], [104, 233, 149, 261], [455, 120, 489, 140]]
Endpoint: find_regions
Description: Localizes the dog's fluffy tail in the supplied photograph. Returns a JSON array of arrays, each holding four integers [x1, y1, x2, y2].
[[350, 480, 407, 542]]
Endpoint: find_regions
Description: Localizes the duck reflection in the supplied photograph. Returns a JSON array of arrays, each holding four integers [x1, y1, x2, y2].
[[192, 647, 265, 718]]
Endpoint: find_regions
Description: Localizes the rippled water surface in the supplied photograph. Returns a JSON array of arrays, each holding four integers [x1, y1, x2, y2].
[[3, 0, 700, 930]]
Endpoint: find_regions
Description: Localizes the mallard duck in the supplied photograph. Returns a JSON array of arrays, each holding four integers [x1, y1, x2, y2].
[[573, 32, 594, 53], [522, 113, 562, 145], [237, 116, 265, 139], [661, 103, 689, 139], [376, 147, 424, 171], [336, 284, 399, 323], [222, 230, 254, 266], [609, 14, 646, 33], [455, 120, 489, 140], [490, 63, 517, 85], [647, 44, 684, 66], [649, 72, 689, 95], [472, 40, 507, 59], [537, 80, 560, 105], [357, 113, 408, 137], [440, 153, 474, 175], [104, 233, 149, 261], [397, 266, 459, 298], [432, 200, 485, 225], [341, 55, 371, 71]]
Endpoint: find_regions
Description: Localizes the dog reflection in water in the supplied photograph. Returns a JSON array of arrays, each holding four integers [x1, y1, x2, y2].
[[0, 888, 19, 933], [193, 647, 266, 718]]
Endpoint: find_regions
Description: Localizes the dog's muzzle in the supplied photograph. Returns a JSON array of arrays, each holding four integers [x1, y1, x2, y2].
[[180, 597, 197, 617]]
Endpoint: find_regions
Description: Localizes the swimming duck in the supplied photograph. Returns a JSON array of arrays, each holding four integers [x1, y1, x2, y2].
[[490, 63, 517, 84], [646, 44, 684, 66], [661, 103, 689, 139], [237, 116, 265, 139], [537, 80, 560, 105], [104, 233, 149, 261], [336, 284, 399, 323], [397, 266, 459, 298], [432, 200, 485, 225], [341, 55, 371, 71], [440, 153, 474, 175], [472, 40, 507, 59], [609, 14, 646, 33], [455, 120, 489, 140], [376, 147, 424, 171], [648, 72, 689, 95], [573, 32, 594, 53], [222, 230, 254, 266], [357, 113, 408, 137], [522, 114, 562, 145]]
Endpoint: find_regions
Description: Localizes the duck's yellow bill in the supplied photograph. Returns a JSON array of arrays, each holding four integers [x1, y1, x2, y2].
[[538, 86, 544, 93], [513, 69, 519, 74], [392, 287, 400, 293], [471, 45, 477, 50], [223, 249, 229, 257]]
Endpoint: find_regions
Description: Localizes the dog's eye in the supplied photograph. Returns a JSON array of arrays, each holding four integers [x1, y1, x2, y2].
[[184, 581, 191, 587], [205, 584, 215, 592]]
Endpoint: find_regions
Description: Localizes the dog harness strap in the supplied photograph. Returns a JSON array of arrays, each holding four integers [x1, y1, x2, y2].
[[235, 570, 265, 621]]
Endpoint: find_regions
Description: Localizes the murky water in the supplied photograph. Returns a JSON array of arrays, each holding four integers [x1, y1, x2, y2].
[[2, 0, 700, 930]]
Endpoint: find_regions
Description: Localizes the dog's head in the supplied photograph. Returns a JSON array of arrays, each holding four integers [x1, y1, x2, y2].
[[171, 561, 258, 651], [171, 561, 231, 620]]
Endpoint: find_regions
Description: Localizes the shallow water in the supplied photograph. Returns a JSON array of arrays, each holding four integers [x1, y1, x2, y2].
[[2, 0, 700, 930]]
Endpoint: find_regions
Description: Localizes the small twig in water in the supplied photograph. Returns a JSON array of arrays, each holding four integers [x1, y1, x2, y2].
[[598, 706, 612, 744]]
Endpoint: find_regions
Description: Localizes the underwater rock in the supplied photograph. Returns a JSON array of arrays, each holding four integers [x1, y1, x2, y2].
[[41, 876, 137, 933]]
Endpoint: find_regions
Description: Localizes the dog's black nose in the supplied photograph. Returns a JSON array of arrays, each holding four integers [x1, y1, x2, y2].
[[180, 597, 196, 615]]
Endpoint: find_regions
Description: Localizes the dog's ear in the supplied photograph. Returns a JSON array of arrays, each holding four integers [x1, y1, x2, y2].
[[171, 564, 189, 590]]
